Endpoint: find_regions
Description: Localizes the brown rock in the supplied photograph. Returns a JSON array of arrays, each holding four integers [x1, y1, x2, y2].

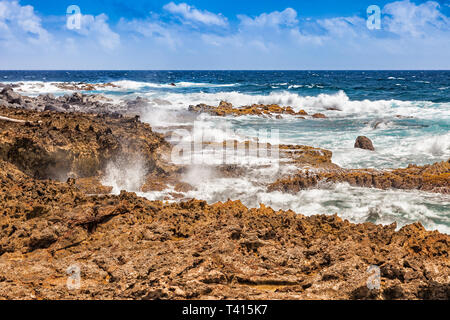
[[188, 102, 306, 118], [312, 113, 327, 119], [355, 136, 375, 151], [0, 90, 448, 301], [268, 159, 450, 194]]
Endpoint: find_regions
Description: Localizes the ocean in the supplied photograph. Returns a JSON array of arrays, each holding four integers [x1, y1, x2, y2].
[[1, 70, 449, 233]]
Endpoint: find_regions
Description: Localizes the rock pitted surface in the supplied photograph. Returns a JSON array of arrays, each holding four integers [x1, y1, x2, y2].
[[0, 88, 448, 300], [0, 86, 148, 115], [0, 105, 176, 181], [268, 160, 450, 194], [355, 136, 375, 151], [189, 101, 320, 118], [0, 177, 448, 299]]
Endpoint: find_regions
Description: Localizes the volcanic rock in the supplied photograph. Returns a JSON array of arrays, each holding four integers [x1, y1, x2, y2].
[[0, 91, 448, 300], [188, 102, 308, 117], [1, 87, 23, 104], [0, 178, 448, 300], [355, 136, 375, 151], [268, 159, 450, 194], [312, 113, 327, 119]]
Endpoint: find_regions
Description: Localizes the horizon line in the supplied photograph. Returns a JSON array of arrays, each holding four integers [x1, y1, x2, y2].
[[1, 69, 449, 72]]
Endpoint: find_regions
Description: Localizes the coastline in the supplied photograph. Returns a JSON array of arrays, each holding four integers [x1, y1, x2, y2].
[[0, 86, 448, 299]]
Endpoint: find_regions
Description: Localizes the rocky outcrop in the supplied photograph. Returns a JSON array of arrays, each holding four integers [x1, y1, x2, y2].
[[1, 87, 23, 104], [0, 86, 146, 115], [53, 82, 119, 91], [0, 90, 448, 300], [0, 104, 178, 188], [312, 113, 327, 119], [355, 136, 375, 151], [189, 101, 320, 118], [0, 171, 448, 299], [268, 160, 450, 194]]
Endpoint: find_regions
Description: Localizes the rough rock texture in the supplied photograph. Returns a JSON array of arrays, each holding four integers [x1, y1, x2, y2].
[[355, 136, 375, 151], [0, 90, 448, 300], [200, 141, 336, 169], [312, 113, 327, 119], [1, 86, 147, 116], [0, 175, 448, 299], [0, 105, 176, 182], [189, 101, 319, 118], [268, 160, 450, 194]]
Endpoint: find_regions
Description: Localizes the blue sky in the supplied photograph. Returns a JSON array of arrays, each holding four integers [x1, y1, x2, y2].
[[1, 0, 449, 69]]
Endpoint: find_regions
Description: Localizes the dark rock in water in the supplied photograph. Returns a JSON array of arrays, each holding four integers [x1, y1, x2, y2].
[[170, 83, 176, 86], [372, 121, 383, 129], [325, 107, 341, 111], [354, 136, 375, 151], [312, 113, 327, 119]]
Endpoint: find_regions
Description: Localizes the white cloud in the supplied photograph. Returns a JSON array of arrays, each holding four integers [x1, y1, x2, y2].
[[119, 18, 180, 49], [383, 0, 450, 37], [71, 13, 120, 50], [163, 2, 227, 27], [289, 28, 326, 45], [238, 8, 298, 28], [317, 16, 366, 38], [1, 0, 449, 69], [0, 0, 50, 45]]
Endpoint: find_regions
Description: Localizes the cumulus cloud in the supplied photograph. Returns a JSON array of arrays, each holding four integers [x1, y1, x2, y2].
[[118, 17, 180, 49], [0, 0, 50, 45], [238, 8, 298, 28], [70, 13, 120, 50], [0, 0, 119, 52], [163, 2, 227, 27], [1, 0, 449, 69], [383, 0, 450, 37]]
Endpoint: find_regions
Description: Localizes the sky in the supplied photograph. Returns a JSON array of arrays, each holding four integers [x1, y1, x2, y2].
[[0, 0, 449, 69]]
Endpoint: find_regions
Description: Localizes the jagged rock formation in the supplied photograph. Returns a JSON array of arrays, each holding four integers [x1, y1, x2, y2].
[[0, 86, 148, 115], [0, 173, 448, 299], [0, 89, 448, 300], [268, 160, 450, 194], [189, 101, 318, 118], [0, 105, 176, 182]]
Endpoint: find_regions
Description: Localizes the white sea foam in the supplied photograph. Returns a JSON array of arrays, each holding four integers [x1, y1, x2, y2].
[[2, 80, 238, 95], [6, 81, 449, 120], [140, 174, 450, 234], [143, 90, 449, 120], [4, 81, 73, 95], [102, 157, 146, 194], [110, 80, 237, 90]]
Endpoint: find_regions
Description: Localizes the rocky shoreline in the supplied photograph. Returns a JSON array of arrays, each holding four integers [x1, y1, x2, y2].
[[268, 160, 450, 194], [189, 101, 327, 119], [0, 87, 448, 300]]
